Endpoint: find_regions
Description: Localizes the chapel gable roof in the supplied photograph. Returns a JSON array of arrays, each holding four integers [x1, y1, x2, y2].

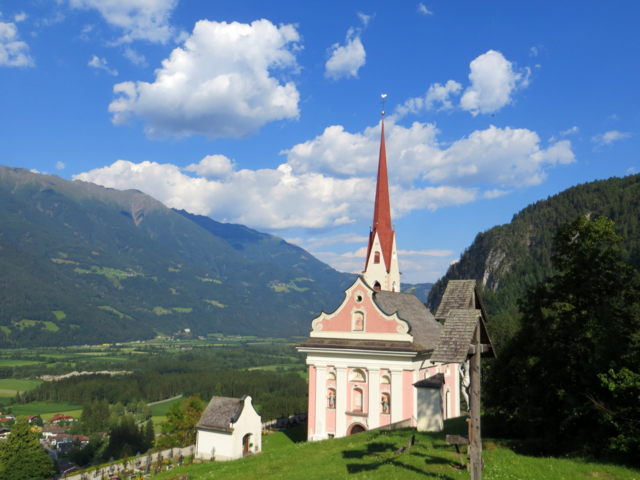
[[434, 280, 476, 320], [196, 396, 244, 433], [374, 290, 442, 351], [430, 309, 482, 364]]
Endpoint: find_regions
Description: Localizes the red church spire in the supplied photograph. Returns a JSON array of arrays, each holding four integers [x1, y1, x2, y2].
[[366, 113, 395, 273]]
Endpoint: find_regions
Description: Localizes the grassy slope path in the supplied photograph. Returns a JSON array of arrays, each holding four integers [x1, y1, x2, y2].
[[152, 418, 639, 480]]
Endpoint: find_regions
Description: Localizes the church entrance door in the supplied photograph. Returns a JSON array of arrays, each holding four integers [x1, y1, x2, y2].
[[348, 423, 366, 436]]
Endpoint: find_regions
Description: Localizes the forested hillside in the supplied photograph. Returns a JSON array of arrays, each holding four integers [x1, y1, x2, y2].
[[0, 166, 355, 346], [427, 173, 640, 348]]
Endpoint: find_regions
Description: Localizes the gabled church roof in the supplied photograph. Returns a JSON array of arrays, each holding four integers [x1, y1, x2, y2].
[[365, 115, 395, 273]]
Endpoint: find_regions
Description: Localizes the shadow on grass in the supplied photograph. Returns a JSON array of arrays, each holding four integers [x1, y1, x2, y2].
[[345, 456, 458, 479], [342, 441, 397, 459], [281, 424, 307, 444]]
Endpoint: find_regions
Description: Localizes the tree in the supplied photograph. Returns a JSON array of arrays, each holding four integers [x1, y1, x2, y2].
[[485, 216, 640, 456], [0, 417, 55, 480], [144, 419, 155, 451], [158, 395, 205, 447]]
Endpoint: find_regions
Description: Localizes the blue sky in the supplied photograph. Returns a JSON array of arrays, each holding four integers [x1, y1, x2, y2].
[[1, 0, 638, 284]]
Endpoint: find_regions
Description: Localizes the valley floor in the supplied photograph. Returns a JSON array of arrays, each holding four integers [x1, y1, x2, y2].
[[152, 418, 639, 480]]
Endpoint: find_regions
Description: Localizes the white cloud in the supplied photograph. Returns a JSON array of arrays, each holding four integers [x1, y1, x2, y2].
[[530, 46, 538, 57], [626, 167, 636, 175], [394, 80, 462, 118], [483, 189, 510, 199], [109, 19, 301, 139], [357, 13, 372, 27], [312, 246, 454, 283], [283, 119, 575, 189], [56, 161, 65, 170], [417, 3, 433, 15], [608, 114, 618, 121], [123, 46, 147, 66], [14, 12, 27, 23], [295, 233, 370, 249], [184, 155, 235, 178], [325, 27, 366, 80], [30, 168, 40, 173], [0, 21, 34, 67], [69, 0, 178, 44], [88, 55, 118, 75], [592, 130, 632, 146], [560, 126, 579, 136], [460, 50, 530, 116]]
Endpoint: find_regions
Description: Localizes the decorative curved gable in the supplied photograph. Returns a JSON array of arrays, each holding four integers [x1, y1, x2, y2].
[[310, 277, 412, 342]]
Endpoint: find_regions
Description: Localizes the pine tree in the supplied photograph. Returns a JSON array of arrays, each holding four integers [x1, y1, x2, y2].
[[144, 420, 155, 451], [0, 417, 55, 480]]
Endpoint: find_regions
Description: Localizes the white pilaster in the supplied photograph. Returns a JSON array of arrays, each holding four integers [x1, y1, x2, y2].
[[368, 369, 380, 429], [391, 369, 403, 423], [336, 367, 348, 437], [314, 364, 327, 439]]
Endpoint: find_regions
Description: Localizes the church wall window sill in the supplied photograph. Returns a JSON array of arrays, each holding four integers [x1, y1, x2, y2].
[[346, 411, 368, 417]]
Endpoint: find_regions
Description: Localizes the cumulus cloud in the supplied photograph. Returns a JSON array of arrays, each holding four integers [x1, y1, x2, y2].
[[592, 130, 631, 146], [74, 157, 477, 231], [417, 3, 433, 15], [56, 161, 65, 170], [88, 55, 118, 75], [560, 126, 579, 136], [123, 46, 147, 66], [0, 21, 34, 67], [109, 19, 301, 139], [69, 0, 178, 44], [460, 50, 530, 116], [290, 233, 370, 249], [312, 247, 454, 283], [393, 51, 528, 119], [184, 155, 235, 178], [283, 119, 574, 189], [394, 80, 462, 118], [14, 12, 27, 23], [325, 27, 366, 80]]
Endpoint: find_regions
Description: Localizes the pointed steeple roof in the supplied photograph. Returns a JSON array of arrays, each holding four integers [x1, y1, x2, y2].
[[366, 114, 395, 273]]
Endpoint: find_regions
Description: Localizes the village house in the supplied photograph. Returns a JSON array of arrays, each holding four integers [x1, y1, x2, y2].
[[42, 425, 67, 439], [195, 395, 262, 461], [296, 113, 460, 440]]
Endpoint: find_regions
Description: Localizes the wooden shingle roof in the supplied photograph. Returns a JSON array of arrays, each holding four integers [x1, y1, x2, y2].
[[434, 280, 475, 321], [430, 309, 480, 364], [196, 396, 242, 433]]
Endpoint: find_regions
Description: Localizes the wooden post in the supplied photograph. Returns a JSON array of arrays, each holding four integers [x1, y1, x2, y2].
[[469, 322, 482, 480]]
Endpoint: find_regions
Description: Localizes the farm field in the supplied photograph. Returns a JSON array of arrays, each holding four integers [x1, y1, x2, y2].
[[10, 402, 82, 418], [149, 396, 184, 416], [0, 359, 42, 367], [152, 418, 640, 480], [0, 378, 42, 394]]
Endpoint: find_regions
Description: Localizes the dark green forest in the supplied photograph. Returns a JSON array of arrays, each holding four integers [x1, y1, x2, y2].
[[427, 173, 640, 349]]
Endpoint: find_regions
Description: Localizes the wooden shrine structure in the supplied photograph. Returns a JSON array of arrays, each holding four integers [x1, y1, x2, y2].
[[430, 280, 496, 480]]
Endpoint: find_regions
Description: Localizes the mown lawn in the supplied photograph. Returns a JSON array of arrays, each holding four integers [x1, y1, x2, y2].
[[151, 418, 640, 480], [0, 378, 42, 394], [150, 397, 183, 417]]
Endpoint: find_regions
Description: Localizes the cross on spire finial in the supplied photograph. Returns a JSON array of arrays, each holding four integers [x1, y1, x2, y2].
[[381, 93, 387, 115]]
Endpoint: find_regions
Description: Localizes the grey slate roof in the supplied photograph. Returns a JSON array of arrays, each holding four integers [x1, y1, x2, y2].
[[413, 373, 445, 389], [196, 396, 242, 433], [430, 309, 480, 364], [434, 280, 476, 320], [374, 291, 442, 351]]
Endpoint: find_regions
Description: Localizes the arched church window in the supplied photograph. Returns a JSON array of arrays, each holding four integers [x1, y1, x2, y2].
[[327, 389, 336, 409], [381, 393, 390, 414], [374, 251, 380, 264], [349, 368, 366, 383], [353, 388, 364, 412], [373, 281, 381, 291], [352, 312, 364, 331]]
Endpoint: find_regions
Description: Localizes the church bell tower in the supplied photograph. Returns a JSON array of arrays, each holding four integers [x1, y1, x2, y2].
[[363, 112, 400, 292]]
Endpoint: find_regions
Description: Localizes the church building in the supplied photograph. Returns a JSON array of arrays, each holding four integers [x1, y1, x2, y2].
[[297, 113, 460, 441]]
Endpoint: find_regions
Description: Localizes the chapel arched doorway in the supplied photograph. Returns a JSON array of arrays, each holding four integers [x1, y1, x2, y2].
[[243, 433, 251, 455], [347, 423, 366, 436]]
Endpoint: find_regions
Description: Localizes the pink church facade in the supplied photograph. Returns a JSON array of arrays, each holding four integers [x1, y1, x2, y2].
[[298, 277, 460, 440], [297, 111, 459, 441]]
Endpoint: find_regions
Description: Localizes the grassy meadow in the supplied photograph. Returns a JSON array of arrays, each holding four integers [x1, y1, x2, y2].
[[151, 418, 639, 480]]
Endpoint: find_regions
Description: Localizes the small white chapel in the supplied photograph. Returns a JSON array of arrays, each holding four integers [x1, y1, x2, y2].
[[296, 112, 460, 441]]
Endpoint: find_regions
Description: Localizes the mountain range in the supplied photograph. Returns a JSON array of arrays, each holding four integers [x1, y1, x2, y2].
[[426, 173, 640, 348]]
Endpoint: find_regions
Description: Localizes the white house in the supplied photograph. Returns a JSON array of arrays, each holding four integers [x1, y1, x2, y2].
[[195, 395, 262, 461]]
